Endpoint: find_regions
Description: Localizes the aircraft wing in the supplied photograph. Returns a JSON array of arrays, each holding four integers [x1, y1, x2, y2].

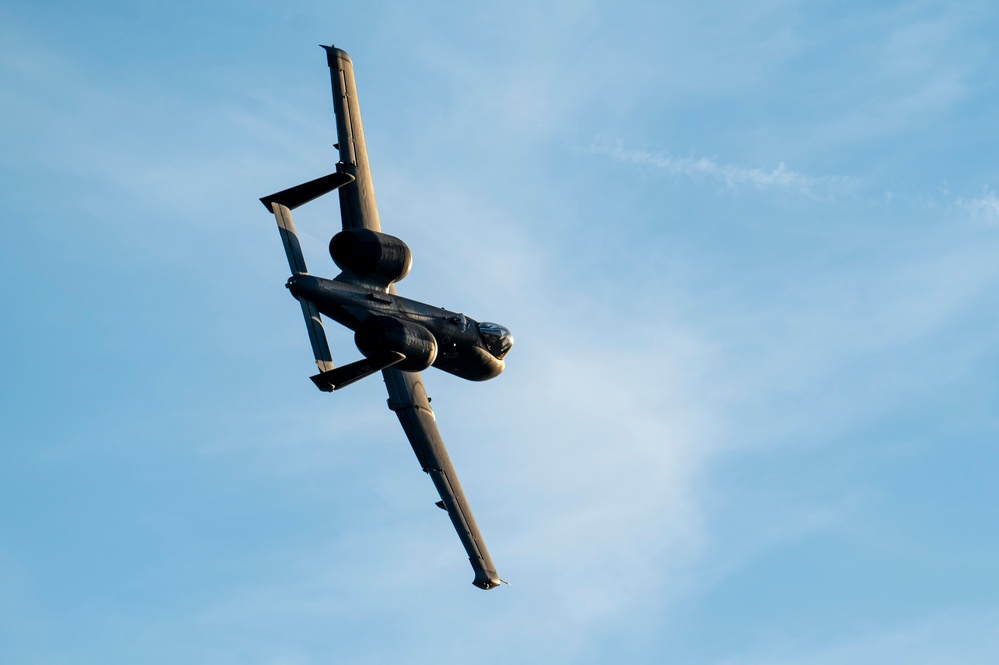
[[383, 369, 503, 590], [322, 45, 382, 233]]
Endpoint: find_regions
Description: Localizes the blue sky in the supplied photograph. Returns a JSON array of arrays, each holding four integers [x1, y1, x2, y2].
[[3, 1, 998, 663]]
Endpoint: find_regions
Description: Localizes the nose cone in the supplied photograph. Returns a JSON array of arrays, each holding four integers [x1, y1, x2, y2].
[[477, 322, 514, 360]]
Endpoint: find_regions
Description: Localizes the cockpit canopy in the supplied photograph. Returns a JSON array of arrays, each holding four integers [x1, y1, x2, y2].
[[478, 322, 514, 360]]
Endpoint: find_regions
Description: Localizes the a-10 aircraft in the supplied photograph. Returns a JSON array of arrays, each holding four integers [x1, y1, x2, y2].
[[260, 46, 512, 590]]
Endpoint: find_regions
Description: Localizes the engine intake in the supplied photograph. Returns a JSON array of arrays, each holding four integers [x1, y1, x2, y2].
[[354, 316, 437, 372], [329, 228, 412, 285]]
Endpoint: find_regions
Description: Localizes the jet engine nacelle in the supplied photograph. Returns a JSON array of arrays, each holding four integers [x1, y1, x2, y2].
[[355, 316, 437, 372], [329, 228, 412, 285]]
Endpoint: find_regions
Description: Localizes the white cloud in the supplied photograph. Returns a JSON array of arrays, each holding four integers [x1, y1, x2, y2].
[[591, 140, 860, 197], [959, 189, 999, 225]]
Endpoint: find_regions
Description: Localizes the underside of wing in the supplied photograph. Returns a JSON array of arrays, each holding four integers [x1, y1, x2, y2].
[[322, 45, 382, 233], [382, 369, 502, 590]]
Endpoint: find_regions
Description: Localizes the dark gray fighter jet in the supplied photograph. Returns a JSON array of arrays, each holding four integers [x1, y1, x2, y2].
[[259, 46, 511, 590]]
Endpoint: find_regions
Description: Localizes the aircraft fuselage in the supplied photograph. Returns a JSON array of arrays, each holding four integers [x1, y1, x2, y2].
[[287, 274, 505, 381]]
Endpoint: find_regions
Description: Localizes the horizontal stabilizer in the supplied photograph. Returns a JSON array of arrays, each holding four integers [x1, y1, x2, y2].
[[310, 350, 405, 392], [260, 171, 355, 212]]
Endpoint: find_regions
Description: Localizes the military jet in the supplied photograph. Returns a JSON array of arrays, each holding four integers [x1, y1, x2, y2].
[[259, 46, 512, 590]]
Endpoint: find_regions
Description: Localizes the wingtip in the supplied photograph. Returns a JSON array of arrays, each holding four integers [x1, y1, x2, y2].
[[472, 569, 504, 590], [320, 44, 350, 65]]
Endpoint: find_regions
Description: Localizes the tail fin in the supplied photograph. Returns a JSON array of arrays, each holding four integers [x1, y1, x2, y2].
[[261, 175, 351, 375], [310, 351, 405, 392]]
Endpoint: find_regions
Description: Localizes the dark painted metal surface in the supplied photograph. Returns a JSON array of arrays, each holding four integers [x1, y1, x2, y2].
[[383, 370, 501, 589], [323, 46, 381, 233], [286, 274, 505, 382], [259, 45, 509, 589], [259, 171, 355, 212]]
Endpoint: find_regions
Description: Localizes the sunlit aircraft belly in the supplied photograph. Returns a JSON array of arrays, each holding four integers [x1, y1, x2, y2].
[[286, 274, 504, 381]]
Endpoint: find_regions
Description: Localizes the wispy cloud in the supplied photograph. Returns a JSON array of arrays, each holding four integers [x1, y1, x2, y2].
[[590, 140, 861, 197], [595, 141, 999, 226], [958, 189, 999, 225]]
